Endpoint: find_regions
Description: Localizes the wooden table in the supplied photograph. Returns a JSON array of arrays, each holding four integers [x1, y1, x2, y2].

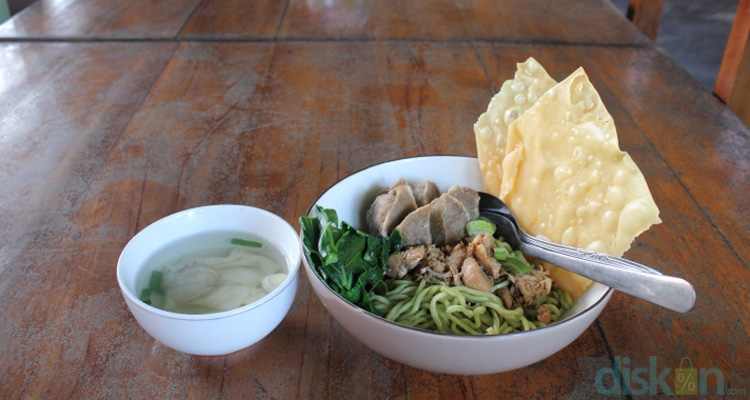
[[0, 0, 747, 398]]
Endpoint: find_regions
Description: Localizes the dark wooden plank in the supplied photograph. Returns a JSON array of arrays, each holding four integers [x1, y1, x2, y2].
[[0, 0, 200, 39], [178, 0, 286, 39], [0, 41, 178, 399], [584, 46, 749, 265], [1, 0, 649, 43], [276, 0, 648, 43]]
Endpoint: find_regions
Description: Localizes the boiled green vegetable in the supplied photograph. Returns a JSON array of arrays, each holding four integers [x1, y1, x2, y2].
[[300, 206, 401, 315]]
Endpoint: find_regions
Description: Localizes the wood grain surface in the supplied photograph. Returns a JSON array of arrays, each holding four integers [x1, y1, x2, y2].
[[0, 1, 747, 399], [0, 0, 649, 44]]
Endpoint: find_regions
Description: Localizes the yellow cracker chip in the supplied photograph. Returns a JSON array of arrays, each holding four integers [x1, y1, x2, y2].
[[500, 67, 661, 297], [474, 58, 557, 196]]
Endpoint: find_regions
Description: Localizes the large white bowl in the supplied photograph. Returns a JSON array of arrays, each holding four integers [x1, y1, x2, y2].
[[302, 155, 612, 375], [117, 205, 301, 356]]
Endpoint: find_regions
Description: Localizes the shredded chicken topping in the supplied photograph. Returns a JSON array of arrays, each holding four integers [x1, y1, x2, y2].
[[386, 234, 553, 308]]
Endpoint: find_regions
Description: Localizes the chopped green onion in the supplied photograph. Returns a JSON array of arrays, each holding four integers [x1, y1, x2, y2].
[[502, 256, 532, 275], [494, 246, 510, 260], [149, 270, 163, 294], [465, 219, 496, 236], [139, 288, 152, 305], [494, 238, 512, 252], [491, 280, 510, 292], [139, 270, 164, 305], [230, 238, 263, 248]]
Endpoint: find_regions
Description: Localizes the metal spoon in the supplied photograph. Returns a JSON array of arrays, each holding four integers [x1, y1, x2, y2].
[[478, 192, 696, 313]]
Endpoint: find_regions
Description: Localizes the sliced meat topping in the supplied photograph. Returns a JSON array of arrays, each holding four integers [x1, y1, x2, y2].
[[496, 286, 515, 309], [430, 193, 470, 246], [413, 179, 440, 206], [445, 242, 467, 286], [414, 245, 450, 283], [421, 245, 447, 273], [459, 257, 493, 293], [386, 245, 426, 279], [366, 178, 418, 237], [395, 203, 433, 246], [536, 304, 552, 324], [368, 179, 562, 323], [515, 268, 553, 305], [468, 234, 503, 279], [446, 185, 480, 220], [367, 179, 480, 247]]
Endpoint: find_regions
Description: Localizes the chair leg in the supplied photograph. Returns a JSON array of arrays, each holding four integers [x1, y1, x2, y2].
[[627, 0, 665, 41], [726, 32, 750, 126], [715, 0, 750, 106]]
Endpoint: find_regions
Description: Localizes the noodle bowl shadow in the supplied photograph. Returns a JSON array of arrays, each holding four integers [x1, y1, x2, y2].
[[117, 205, 302, 356], [302, 156, 612, 375]]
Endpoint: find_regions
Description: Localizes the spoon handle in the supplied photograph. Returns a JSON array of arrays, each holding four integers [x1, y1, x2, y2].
[[518, 234, 696, 313]]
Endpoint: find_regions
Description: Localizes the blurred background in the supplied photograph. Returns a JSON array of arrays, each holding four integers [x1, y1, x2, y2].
[[0, 0, 740, 92], [609, 0, 739, 91]]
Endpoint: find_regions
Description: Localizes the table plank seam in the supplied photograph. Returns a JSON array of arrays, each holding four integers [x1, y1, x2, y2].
[[172, 0, 204, 39], [271, 0, 291, 41], [0, 36, 658, 48]]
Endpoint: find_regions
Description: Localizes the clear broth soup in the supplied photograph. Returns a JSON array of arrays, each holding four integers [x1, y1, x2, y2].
[[137, 230, 288, 314]]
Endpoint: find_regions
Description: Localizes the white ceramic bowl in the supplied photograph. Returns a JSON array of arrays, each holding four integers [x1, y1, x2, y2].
[[117, 205, 301, 356], [302, 155, 612, 375]]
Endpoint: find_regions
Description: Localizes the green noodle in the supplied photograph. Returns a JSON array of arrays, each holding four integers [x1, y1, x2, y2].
[[372, 279, 572, 335]]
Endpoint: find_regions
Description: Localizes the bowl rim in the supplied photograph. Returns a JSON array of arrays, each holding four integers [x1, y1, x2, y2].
[[117, 204, 302, 321], [302, 154, 613, 339]]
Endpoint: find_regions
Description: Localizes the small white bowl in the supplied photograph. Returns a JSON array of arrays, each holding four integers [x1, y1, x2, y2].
[[117, 205, 301, 356], [302, 155, 612, 375]]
